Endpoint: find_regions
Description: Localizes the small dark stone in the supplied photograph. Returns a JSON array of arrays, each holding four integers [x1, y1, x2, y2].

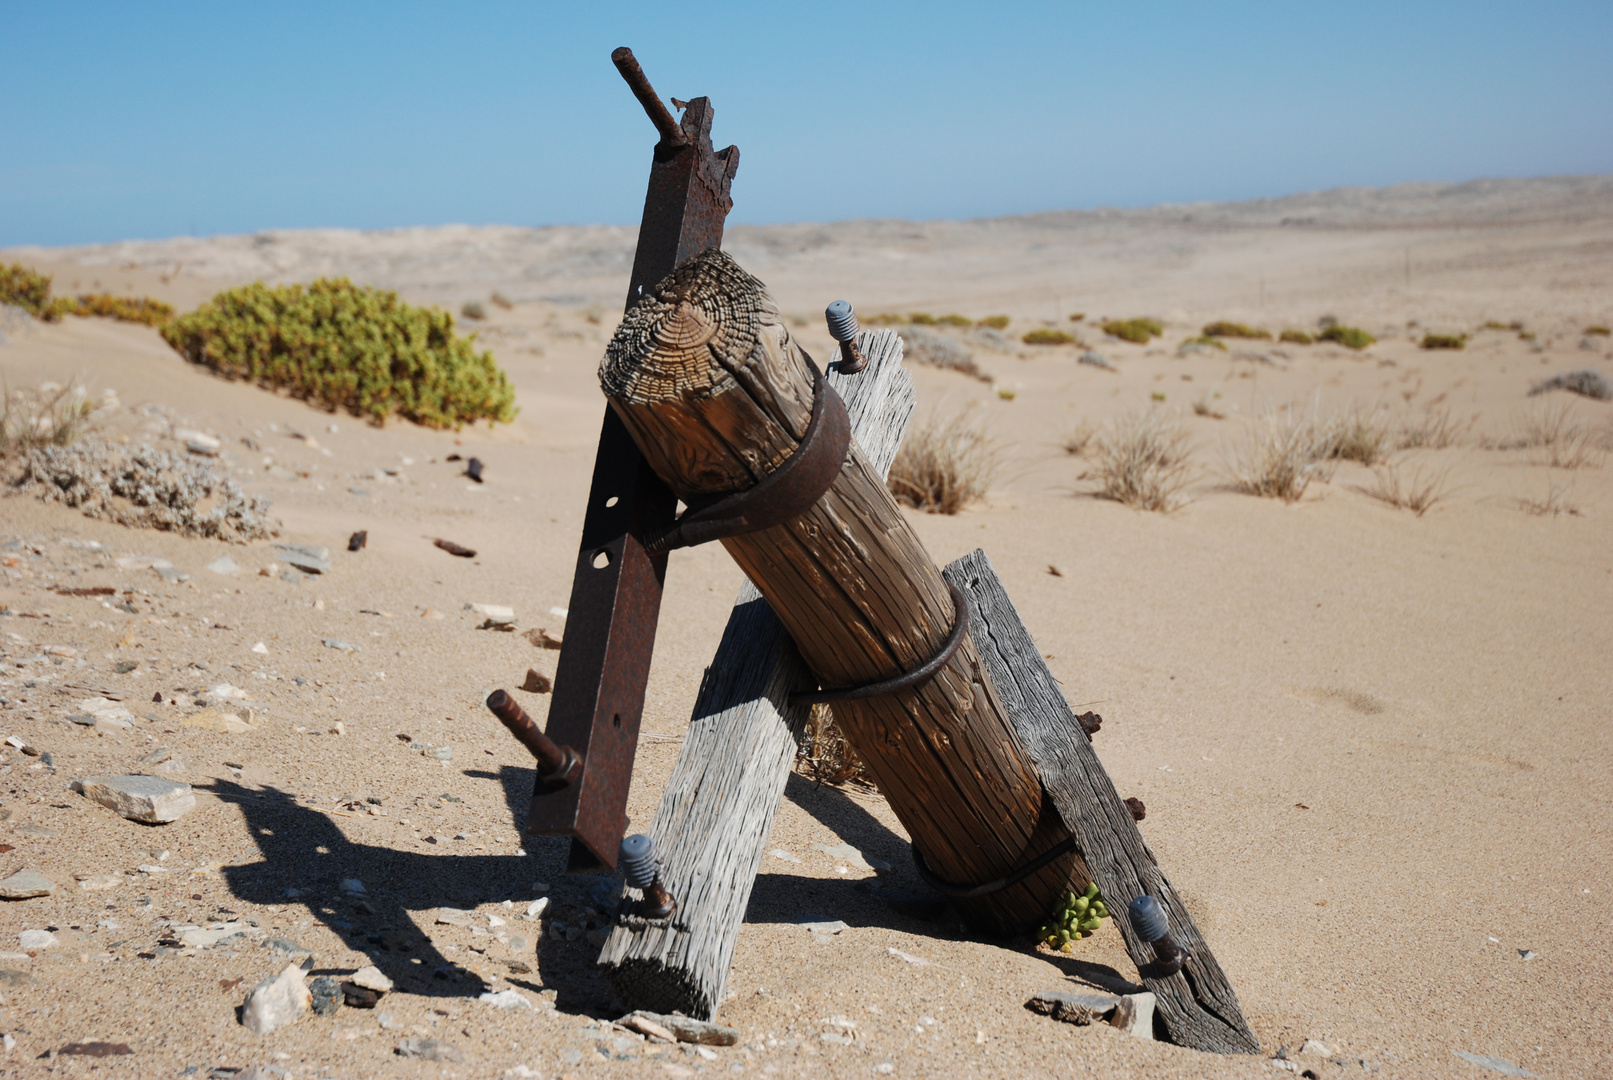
[[310, 976, 341, 1016], [39, 752, 53, 767], [347, 531, 368, 552], [152, 691, 163, 702], [340, 982, 379, 1008], [114, 661, 139, 674], [59, 1041, 134, 1057], [465, 458, 484, 483], [1124, 797, 1146, 821]]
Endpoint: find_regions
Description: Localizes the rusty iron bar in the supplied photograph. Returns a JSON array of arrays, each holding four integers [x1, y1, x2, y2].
[[611, 47, 687, 148], [518, 48, 740, 872], [486, 690, 582, 791]]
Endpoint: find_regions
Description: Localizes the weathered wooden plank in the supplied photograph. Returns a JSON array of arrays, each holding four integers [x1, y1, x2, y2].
[[600, 251, 1081, 936], [598, 327, 914, 1017], [942, 549, 1260, 1055]]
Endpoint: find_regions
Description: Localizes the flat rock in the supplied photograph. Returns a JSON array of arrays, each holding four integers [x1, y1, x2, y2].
[[241, 964, 310, 1034], [13, 824, 60, 838], [796, 915, 848, 935], [435, 908, 475, 926], [136, 746, 187, 775], [519, 667, 552, 694], [1110, 992, 1156, 1040], [183, 708, 258, 734], [1453, 1052, 1537, 1077], [275, 544, 331, 573], [75, 873, 122, 892], [478, 988, 534, 1010], [619, 1011, 739, 1046], [349, 965, 393, 993], [0, 869, 57, 899], [206, 557, 239, 576], [1026, 990, 1120, 1025], [74, 775, 196, 823], [19, 929, 57, 950], [265, 936, 311, 956], [1079, 350, 1114, 368], [396, 1038, 465, 1062]]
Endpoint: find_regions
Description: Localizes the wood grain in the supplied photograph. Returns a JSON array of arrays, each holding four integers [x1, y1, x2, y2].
[[942, 548, 1260, 1054]]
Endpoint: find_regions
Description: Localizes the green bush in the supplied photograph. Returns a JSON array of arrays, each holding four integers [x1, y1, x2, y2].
[[1181, 335, 1227, 350], [1319, 324, 1375, 350], [1202, 320, 1271, 340], [908, 312, 937, 325], [160, 278, 517, 429], [1481, 320, 1509, 331], [1420, 333, 1466, 350], [937, 313, 972, 327], [867, 312, 907, 326], [1, 263, 54, 317], [1022, 328, 1075, 346], [1068, 312, 1086, 322], [980, 315, 1010, 330], [1102, 317, 1163, 344], [51, 293, 175, 326], [1279, 329, 1314, 344]]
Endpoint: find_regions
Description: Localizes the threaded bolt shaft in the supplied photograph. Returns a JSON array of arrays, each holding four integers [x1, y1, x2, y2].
[[1127, 894, 1186, 976], [825, 300, 867, 374], [618, 833, 677, 919]]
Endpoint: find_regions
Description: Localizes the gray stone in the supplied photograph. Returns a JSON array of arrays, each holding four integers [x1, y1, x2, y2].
[[206, 557, 239, 576], [265, 937, 311, 957], [241, 964, 310, 1034], [1109, 992, 1155, 1040], [18, 928, 57, 950], [0, 869, 57, 899], [435, 908, 475, 927], [1529, 369, 1613, 400], [1025, 990, 1120, 1025], [421, 745, 453, 762], [795, 916, 848, 935], [619, 1011, 739, 1046], [1078, 350, 1113, 369], [1453, 1051, 1537, 1077], [349, 964, 393, 993], [322, 639, 358, 652], [309, 976, 341, 1016], [13, 823, 59, 837], [478, 988, 534, 1010], [1518, 949, 1538, 961], [73, 775, 195, 823], [396, 1038, 465, 1062], [136, 746, 186, 775]]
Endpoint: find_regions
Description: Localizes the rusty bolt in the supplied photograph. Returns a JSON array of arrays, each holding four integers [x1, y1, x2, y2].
[[1128, 895, 1187, 976], [1124, 796, 1146, 821], [825, 300, 868, 374], [1077, 711, 1102, 737], [619, 833, 677, 919]]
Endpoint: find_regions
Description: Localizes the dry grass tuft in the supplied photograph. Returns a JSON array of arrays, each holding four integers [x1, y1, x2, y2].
[[1, 377, 101, 457], [1089, 409, 1194, 511], [888, 409, 1001, 514], [1484, 401, 1609, 469], [1060, 421, 1096, 456], [1360, 464, 1449, 516], [1396, 406, 1470, 449], [1518, 480, 1582, 517], [1225, 406, 1336, 502], [796, 705, 876, 790], [1192, 394, 1226, 419], [1319, 403, 1393, 465]]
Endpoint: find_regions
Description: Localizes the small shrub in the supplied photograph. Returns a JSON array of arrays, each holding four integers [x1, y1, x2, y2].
[[908, 312, 937, 325], [1319, 404, 1393, 465], [1150, 391, 1166, 402], [997, 388, 1016, 400], [981, 315, 1011, 330], [938, 314, 972, 327], [1202, 321, 1271, 340], [1586, 325, 1610, 336], [1102, 318, 1163, 344], [1518, 331, 1536, 341], [1068, 312, 1086, 322], [1226, 406, 1335, 502], [489, 292, 514, 310], [887, 409, 1000, 514], [160, 278, 518, 430], [1420, 333, 1466, 350], [1022, 328, 1075, 346], [1530, 369, 1613, 402], [1180, 335, 1226, 351], [1360, 464, 1448, 516], [866, 312, 907, 326], [1090, 409, 1193, 511], [1192, 393, 1225, 419], [461, 300, 487, 321], [1060, 421, 1096, 456], [1279, 329, 1314, 344], [0, 263, 54, 316], [1, 377, 100, 456], [1518, 480, 1581, 517], [1319, 324, 1375, 350], [51, 294, 175, 327], [898, 326, 990, 381], [1481, 321, 1510, 331]]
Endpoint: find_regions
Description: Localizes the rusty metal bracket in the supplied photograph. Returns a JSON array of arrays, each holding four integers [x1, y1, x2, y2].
[[643, 357, 850, 554], [520, 48, 739, 872]]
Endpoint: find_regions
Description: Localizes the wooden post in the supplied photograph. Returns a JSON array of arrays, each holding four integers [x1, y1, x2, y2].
[[598, 329, 914, 1017], [598, 250, 1085, 935], [944, 549, 1260, 1054]]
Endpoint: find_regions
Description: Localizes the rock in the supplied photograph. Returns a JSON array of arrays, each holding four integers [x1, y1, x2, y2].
[[519, 667, 552, 694], [18, 929, 57, 950], [182, 708, 257, 733], [378, 1012, 400, 1030], [467, 603, 514, 620], [73, 775, 195, 823], [348, 530, 367, 551], [309, 975, 342, 1016], [523, 627, 563, 650], [522, 897, 549, 920], [1299, 1038, 1331, 1057], [886, 947, 928, 966], [275, 544, 331, 574], [265, 936, 311, 957], [1109, 992, 1155, 1040], [14, 823, 58, 838], [136, 745, 186, 775], [58, 1041, 133, 1056], [812, 843, 877, 870], [1078, 350, 1113, 369], [0, 869, 57, 899], [1026, 990, 1119, 1025], [339, 878, 366, 895], [341, 983, 380, 1008], [619, 1011, 739, 1046], [1529, 369, 1613, 401], [75, 873, 122, 892], [620, 1015, 677, 1042], [478, 989, 534, 1010], [1177, 341, 1221, 357], [251, 641, 268, 654], [206, 557, 239, 576], [1518, 949, 1538, 961], [1453, 1051, 1537, 1076], [421, 746, 453, 762], [322, 639, 358, 652], [435, 908, 476, 927], [348, 965, 392, 993], [769, 849, 802, 863], [396, 1038, 465, 1062], [796, 916, 848, 935], [241, 964, 311, 1034]]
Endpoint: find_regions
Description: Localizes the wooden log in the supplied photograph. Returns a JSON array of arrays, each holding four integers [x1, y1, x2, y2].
[[943, 548, 1260, 1054], [598, 328, 913, 1018], [599, 250, 1083, 935]]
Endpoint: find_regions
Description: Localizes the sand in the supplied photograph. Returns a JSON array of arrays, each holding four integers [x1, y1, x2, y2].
[[0, 176, 1610, 1078]]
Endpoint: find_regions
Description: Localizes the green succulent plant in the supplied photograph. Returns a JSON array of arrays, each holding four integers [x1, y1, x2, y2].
[[1037, 881, 1111, 952]]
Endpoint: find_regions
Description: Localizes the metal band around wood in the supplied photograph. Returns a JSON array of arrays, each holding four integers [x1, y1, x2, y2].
[[910, 834, 1078, 899], [643, 356, 851, 555], [789, 582, 971, 706]]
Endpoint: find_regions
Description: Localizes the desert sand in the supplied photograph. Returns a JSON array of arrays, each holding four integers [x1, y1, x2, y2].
[[0, 175, 1610, 1079]]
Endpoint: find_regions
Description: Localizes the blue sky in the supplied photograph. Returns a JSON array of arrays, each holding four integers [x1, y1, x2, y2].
[[3, 1, 1610, 246]]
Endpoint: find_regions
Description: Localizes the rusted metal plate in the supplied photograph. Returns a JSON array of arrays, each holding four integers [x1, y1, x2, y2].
[[528, 50, 739, 870]]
